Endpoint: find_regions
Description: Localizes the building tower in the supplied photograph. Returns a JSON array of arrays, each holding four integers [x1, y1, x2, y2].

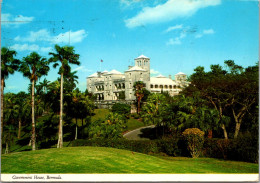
[[134, 55, 150, 76]]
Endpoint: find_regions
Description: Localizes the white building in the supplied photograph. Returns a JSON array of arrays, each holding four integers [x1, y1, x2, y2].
[[87, 55, 189, 101]]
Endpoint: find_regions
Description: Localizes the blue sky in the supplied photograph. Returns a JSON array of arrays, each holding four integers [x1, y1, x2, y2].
[[1, 0, 259, 93]]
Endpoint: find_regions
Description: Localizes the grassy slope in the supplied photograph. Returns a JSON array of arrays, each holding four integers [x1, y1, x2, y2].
[[1, 146, 258, 174], [91, 109, 145, 131]]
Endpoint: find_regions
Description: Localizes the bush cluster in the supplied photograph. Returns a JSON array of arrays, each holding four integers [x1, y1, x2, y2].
[[71, 134, 258, 163], [203, 134, 258, 163], [111, 103, 131, 118], [182, 128, 205, 158], [71, 138, 185, 156]]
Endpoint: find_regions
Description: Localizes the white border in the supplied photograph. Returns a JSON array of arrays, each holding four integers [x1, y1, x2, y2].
[[1, 174, 259, 182]]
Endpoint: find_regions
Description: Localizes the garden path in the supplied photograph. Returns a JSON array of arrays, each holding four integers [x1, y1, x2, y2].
[[123, 125, 155, 140]]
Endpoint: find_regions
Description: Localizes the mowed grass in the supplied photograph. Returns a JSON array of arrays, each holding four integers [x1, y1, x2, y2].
[[91, 109, 145, 131], [1, 146, 258, 174]]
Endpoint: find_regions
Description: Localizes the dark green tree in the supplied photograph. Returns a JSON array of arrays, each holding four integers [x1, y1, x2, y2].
[[19, 52, 50, 150], [1, 47, 20, 153], [49, 44, 80, 148]]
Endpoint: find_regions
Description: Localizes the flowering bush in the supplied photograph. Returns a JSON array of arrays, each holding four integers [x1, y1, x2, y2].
[[182, 128, 205, 158]]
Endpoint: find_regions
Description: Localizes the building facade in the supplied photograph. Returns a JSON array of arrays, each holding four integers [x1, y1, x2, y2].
[[87, 55, 189, 101]]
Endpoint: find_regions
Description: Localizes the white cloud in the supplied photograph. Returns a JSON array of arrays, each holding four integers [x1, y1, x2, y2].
[[2, 13, 34, 27], [53, 30, 87, 44], [195, 34, 203, 38], [14, 29, 88, 44], [150, 69, 160, 75], [72, 66, 92, 73], [164, 24, 183, 33], [14, 15, 34, 22], [166, 32, 186, 46], [195, 29, 215, 38], [120, 0, 141, 7], [125, 0, 221, 28], [10, 44, 53, 53], [166, 38, 181, 45], [15, 29, 52, 42], [6, 85, 17, 89], [10, 44, 39, 52], [40, 47, 53, 53], [203, 29, 215, 34]]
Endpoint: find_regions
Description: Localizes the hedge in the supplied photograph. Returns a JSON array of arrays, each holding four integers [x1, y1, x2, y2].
[[70, 136, 258, 163], [71, 138, 186, 156]]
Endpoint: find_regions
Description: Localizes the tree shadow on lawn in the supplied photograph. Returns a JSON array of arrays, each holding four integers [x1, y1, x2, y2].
[[139, 126, 165, 140]]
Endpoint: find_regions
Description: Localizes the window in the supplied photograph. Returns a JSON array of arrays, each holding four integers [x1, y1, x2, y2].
[[150, 84, 153, 88], [155, 85, 158, 88], [164, 85, 168, 89], [160, 85, 163, 89]]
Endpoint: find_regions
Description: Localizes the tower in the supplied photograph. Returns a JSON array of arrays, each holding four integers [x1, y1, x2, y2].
[[134, 55, 150, 73]]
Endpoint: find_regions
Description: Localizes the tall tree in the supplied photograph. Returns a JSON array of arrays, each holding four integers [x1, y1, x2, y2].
[[1, 47, 20, 154], [3, 93, 19, 153], [133, 81, 146, 114], [39, 78, 50, 94], [19, 52, 50, 150], [49, 45, 80, 148], [183, 61, 258, 139]]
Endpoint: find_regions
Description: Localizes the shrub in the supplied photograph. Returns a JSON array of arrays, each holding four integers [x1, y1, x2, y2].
[[203, 135, 258, 163], [71, 138, 184, 156], [182, 128, 205, 158], [112, 103, 131, 118], [216, 139, 230, 159], [131, 113, 140, 119]]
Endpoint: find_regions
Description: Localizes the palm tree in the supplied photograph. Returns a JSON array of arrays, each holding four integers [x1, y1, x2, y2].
[[133, 81, 146, 114], [39, 78, 50, 94], [49, 44, 80, 148], [19, 52, 50, 150], [1, 47, 20, 153], [15, 92, 31, 139], [3, 93, 19, 153]]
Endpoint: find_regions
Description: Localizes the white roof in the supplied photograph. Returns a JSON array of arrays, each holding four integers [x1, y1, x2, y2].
[[106, 69, 123, 75], [102, 70, 108, 73], [155, 74, 166, 78], [125, 65, 145, 72], [175, 72, 186, 75], [150, 76, 176, 85], [88, 72, 98, 78], [136, 54, 149, 59]]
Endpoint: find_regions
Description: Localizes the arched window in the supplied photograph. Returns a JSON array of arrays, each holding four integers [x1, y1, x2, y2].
[[150, 84, 153, 88], [155, 85, 158, 88]]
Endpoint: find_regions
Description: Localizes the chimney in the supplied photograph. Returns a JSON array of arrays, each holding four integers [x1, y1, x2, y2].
[[169, 75, 172, 79], [97, 71, 101, 78]]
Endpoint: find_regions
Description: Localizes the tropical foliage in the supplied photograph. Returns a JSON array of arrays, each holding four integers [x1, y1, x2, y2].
[[49, 44, 80, 148], [182, 128, 205, 158]]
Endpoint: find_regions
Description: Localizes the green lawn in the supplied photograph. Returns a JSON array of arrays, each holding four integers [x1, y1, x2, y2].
[[91, 109, 110, 122], [1, 146, 258, 173], [91, 109, 145, 131]]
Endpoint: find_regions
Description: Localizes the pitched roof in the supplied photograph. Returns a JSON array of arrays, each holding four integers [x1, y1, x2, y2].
[[150, 76, 176, 85], [88, 72, 98, 78], [125, 65, 145, 72], [155, 74, 166, 78], [175, 72, 186, 75], [106, 69, 123, 75], [137, 54, 149, 59], [102, 70, 108, 73]]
